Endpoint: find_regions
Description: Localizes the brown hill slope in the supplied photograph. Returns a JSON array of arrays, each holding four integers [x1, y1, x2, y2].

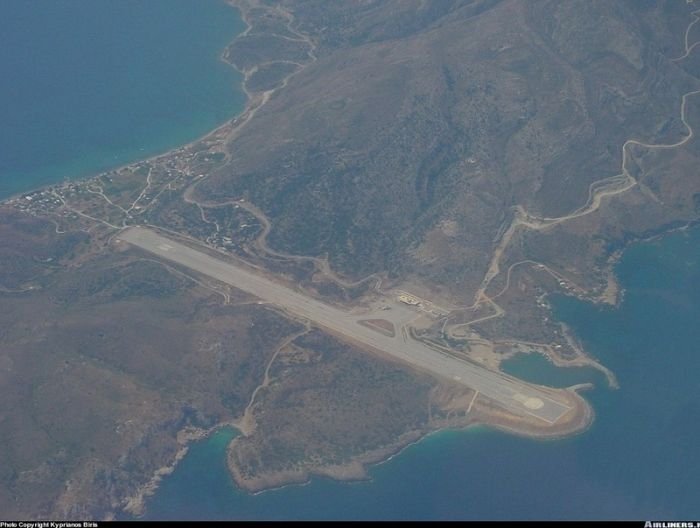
[[197, 0, 698, 301]]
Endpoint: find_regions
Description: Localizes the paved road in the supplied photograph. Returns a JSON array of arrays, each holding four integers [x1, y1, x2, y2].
[[118, 227, 572, 423]]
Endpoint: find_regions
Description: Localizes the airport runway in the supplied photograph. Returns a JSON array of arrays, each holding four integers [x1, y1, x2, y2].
[[118, 226, 572, 423]]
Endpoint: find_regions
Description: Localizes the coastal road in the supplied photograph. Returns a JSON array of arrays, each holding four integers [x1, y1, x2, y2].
[[118, 226, 572, 424]]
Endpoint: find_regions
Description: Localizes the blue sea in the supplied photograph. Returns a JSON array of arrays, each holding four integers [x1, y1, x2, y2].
[[0, 0, 245, 199], [142, 225, 700, 520]]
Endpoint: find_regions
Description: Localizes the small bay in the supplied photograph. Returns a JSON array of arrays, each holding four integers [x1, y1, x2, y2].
[[500, 352, 607, 389]]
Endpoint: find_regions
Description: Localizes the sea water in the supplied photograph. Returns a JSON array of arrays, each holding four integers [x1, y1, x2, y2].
[[0, 0, 245, 199], [143, 226, 700, 520], [500, 351, 607, 389]]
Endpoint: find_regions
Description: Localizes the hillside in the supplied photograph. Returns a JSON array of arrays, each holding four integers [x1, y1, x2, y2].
[[197, 0, 699, 304]]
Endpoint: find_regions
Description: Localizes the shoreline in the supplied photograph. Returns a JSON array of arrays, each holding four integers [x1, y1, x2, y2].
[[225, 385, 593, 496], [0, 2, 250, 207], [126, 374, 594, 516]]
